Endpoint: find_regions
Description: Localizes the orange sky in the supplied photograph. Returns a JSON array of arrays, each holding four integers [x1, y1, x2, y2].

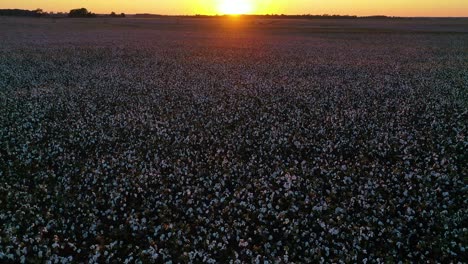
[[1, 0, 467, 16]]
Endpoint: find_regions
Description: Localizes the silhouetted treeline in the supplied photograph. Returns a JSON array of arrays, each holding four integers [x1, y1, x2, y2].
[[134, 14, 164, 18], [0, 9, 399, 20], [0, 9, 44, 17], [360, 15, 395, 19], [68, 8, 96, 18], [109, 12, 126, 18]]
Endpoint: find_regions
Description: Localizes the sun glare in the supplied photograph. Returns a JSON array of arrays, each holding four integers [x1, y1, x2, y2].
[[218, 0, 253, 15]]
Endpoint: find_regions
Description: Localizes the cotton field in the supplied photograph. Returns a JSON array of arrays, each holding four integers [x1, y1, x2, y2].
[[0, 17, 467, 263]]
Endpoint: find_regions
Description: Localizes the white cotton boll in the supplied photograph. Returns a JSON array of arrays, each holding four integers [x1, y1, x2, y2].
[[238, 239, 248, 247], [335, 207, 344, 214], [313, 205, 323, 212], [123, 256, 134, 264], [329, 228, 339, 235], [294, 141, 301, 148]]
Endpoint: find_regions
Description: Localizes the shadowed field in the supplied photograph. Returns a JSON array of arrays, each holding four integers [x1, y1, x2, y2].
[[1, 17, 468, 45]]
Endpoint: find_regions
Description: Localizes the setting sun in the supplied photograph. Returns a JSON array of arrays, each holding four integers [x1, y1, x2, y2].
[[218, 0, 254, 15]]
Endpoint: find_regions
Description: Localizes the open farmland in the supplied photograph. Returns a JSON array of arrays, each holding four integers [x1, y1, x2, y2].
[[0, 17, 467, 263]]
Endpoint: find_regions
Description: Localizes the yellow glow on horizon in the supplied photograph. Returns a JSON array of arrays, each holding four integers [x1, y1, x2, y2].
[[218, 0, 254, 15], [0, 0, 467, 17]]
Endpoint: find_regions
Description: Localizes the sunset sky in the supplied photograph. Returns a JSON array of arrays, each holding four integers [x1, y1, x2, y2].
[[1, 0, 467, 17]]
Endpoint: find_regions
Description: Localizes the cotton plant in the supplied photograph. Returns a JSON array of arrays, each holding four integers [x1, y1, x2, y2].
[[0, 19, 466, 263]]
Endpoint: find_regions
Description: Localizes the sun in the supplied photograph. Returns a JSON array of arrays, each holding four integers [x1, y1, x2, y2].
[[218, 0, 254, 15]]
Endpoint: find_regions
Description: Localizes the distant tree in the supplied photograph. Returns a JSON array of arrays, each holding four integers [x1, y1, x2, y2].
[[68, 8, 96, 18], [109, 11, 125, 18], [34, 8, 44, 15]]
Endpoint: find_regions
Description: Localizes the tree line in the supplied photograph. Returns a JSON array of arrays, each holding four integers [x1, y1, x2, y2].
[[0, 9, 44, 17], [0, 9, 403, 19], [0, 8, 125, 18]]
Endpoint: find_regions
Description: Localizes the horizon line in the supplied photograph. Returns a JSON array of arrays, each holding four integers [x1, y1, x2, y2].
[[0, 8, 467, 18]]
